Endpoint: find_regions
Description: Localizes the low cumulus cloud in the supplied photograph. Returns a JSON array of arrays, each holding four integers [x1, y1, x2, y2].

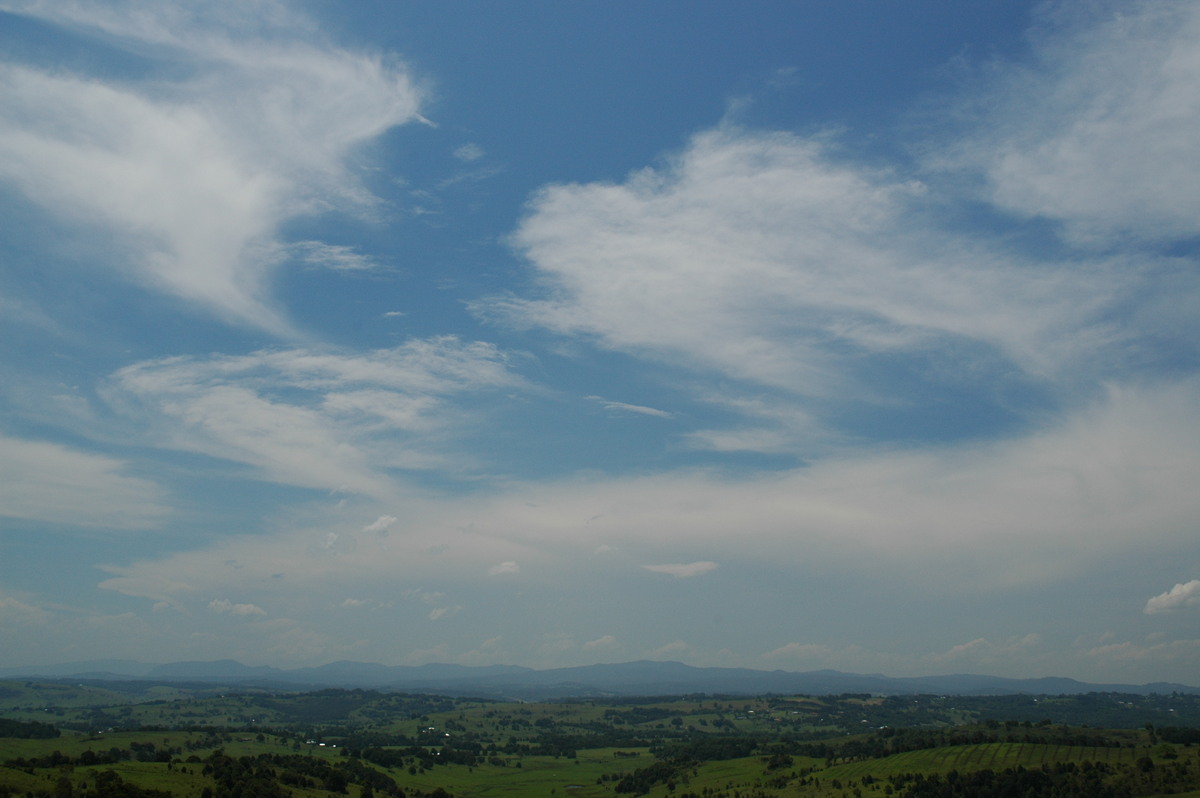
[[1145, 580, 1200, 614], [429, 606, 460, 622], [1081, 637, 1200, 669], [763, 642, 834, 664], [937, 634, 1041, 663], [363, 515, 398, 535], [642, 562, 718, 579], [488, 561, 520, 576], [0, 594, 51, 626], [208, 599, 266, 617], [648, 640, 691, 659], [583, 635, 618, 651]]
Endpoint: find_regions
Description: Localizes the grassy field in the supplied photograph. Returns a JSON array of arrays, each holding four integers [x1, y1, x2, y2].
[[821, 741, 1143, 780], [3, 684, 1199, 798]]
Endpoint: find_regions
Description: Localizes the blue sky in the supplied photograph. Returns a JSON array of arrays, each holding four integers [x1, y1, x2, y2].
[[2, 0, 1199, 684]]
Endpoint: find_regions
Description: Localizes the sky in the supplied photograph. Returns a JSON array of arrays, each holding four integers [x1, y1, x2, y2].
[[1, 0, 1199, 685]]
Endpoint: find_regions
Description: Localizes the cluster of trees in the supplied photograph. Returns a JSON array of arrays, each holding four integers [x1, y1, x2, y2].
[[60, 771, 170, 798], [4, 741, 179, 770], [612, 737, 764, 794], [0, 719, 59, 739], [780, 723, 1134, 764], [894, 758, 1200, 797]]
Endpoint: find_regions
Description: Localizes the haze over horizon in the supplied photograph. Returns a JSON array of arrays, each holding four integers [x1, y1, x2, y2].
[[2, 0, 1199, 686]]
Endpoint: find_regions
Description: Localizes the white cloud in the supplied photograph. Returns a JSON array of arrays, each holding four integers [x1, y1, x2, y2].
[[454, 143, 485, 162], [488, 126, 1132, 412], [935, 634, 1041, 664], [0, 594, 51, 626], [0, 1, 422, 330], [763, 642, 833, 664], [97, 381, 1200, 619], [309, 531, 358, 557], [587, 396, 673, 418], [583, 635, 618, 650], [107, 338, 522, 497], [1145, 580, 1200, 614], [363, 515, 398, 535], [642, 561, 719, 579], [1081, 637, 1200, 672], [407, 590, 446, 605], [488, 561, 520, 576], [648, 640, 690, 659], [950, 1, 1200, 244], [209, 599, 267, 616], [0, 434, 168, 529], [291, 241, 382, 272]]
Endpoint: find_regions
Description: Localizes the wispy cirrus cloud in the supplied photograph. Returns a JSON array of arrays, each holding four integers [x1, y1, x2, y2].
[[946, 0, 1200, 245], [96, 381, 1200, 615], [485, 127, 1139, 417], [106, 337, 523, 497], [0, 0, 423, 331], [0, 434, 168, 529], [479, 1, 1200, 457], [291, 241, 384, 272]]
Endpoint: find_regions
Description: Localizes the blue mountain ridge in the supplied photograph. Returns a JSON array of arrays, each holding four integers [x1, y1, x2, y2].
[[2, 659, 1196, 698]]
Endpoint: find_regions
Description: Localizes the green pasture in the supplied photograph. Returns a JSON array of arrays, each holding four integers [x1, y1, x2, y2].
[[0, 682, 133, 714], [0, 730, 206, 760], [672, 754, 826, 796], [0, 765, 46, 795], [821, 741, 1143, 781], [364, 748, 653, 798]]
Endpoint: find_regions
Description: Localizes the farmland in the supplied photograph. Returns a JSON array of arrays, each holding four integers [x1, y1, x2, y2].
[[2, 682, 1199, 797]]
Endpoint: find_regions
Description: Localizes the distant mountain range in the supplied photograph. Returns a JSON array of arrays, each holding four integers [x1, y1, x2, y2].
[[2, 659, 1196, 699]]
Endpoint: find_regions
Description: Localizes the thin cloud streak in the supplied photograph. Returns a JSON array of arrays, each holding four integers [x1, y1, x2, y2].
[[587, 396, 674, 419]]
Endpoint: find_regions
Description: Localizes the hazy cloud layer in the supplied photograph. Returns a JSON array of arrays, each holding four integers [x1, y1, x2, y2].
[[0, 435, 168, 528], [93, 382, 1200, 674]]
